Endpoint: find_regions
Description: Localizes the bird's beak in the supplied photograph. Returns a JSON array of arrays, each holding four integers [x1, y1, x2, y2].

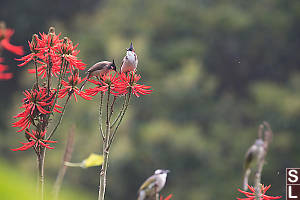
[[165, 170, 170, 173], [126, 42, 134, 51]]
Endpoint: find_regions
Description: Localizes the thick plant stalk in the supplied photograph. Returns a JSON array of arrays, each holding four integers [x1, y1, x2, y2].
[[38, 149, 45, 200], [36, 56, 68, 199], [97, 85, 132, 200], [98, 89, 111, 200]]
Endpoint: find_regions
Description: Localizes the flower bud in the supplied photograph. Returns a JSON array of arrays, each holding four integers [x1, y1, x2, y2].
[[48, 27, 55, 34]]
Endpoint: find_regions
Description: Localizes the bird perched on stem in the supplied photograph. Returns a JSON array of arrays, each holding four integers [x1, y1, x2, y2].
[[79, 60, 116, 91], [121, 42, 138, 73], [243, 138, 265, 190], [138, 169, 170, 200]]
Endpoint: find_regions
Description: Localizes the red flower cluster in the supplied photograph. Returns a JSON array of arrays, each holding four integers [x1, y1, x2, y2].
[[17, 31, 86, 78], [12, 28, 89, 152], [237, 185, 281, 200], [0, 24, 24, 80], [11, 129, 56, 151], [0, 28, 24, 56], [0, 63, 12, 80], [85, 72, 121, 96], [12, 87, 62, 133], [117, 73, 152, 97], [160, 194, 173, 200], [59, 71, 91, 101], [85, 71, 152, 97]]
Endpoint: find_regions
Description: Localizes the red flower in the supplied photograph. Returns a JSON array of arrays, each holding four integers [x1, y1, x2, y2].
[[12, 87, 61, 132], [237, 185, 281, 200], [16, 31, 85, 78], [37, 32, 62, 51], [0, 64, 13, 80], [65, 54, 86, 71], [85, 72, 122, 96], [0, 25, 23, 80], [116, 72, 152, 97], [0, 28, 24, 56], [160, 194, 173, 200], [59, 72, 91, 101], [59, 39, 86, 72], [17, 32, 63, 77], [11, 129, 57, 151]]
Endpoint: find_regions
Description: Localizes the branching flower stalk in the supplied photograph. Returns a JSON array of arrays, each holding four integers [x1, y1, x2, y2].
[[98, 90, 132, 200], [84, 71, 152, 200], [12, 27, 90, 199]]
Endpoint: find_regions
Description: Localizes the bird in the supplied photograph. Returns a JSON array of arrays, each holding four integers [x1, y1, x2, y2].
[[243, 139, 265, 190], [79, 60, 117, 91], [121, 42, 138, 73], [137, 169, 170, 200]]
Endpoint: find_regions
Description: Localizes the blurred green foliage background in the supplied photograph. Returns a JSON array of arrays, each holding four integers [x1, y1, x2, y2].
[[1, 0, 299, 199]]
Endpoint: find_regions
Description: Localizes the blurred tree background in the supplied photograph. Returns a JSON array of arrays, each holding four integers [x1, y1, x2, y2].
[[1, 0, 299, 199]]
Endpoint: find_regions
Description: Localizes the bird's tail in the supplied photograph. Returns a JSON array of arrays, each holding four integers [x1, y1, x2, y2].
[[79, 75, 89, 92], [243, 168, 251, 191], [137, 191, 146, 200]]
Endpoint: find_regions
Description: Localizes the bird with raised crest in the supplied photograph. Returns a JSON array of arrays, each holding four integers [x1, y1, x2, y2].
[[121, 42, 138, 73], [79, 59, 117, 91], [137, 169, 170, 200]]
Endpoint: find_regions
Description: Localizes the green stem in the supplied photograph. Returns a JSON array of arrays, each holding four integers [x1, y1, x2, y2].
[[37, 59, 68, 199], [47, 92, 71, 140], [107, 92, 131, 149], [110, 96, 127, 128], [42, 59, 68, 131], [99, 92, 104, 140], [47, 54, 52, 93], [33, 58, 39, 87], [98, 88, 111, 200], [109, 96, 117, 120], [38, 149, 46, 200]]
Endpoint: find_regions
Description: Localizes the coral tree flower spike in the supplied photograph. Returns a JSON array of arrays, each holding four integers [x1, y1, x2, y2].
[[237, 185, 281, 200], [59, 71, 92, 101], [11, 129, 57, 151], [12, 87, 61, 132], [17, 32, 86, 79], [85, 71, 121, 96], [115, 72, 152, 97]]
